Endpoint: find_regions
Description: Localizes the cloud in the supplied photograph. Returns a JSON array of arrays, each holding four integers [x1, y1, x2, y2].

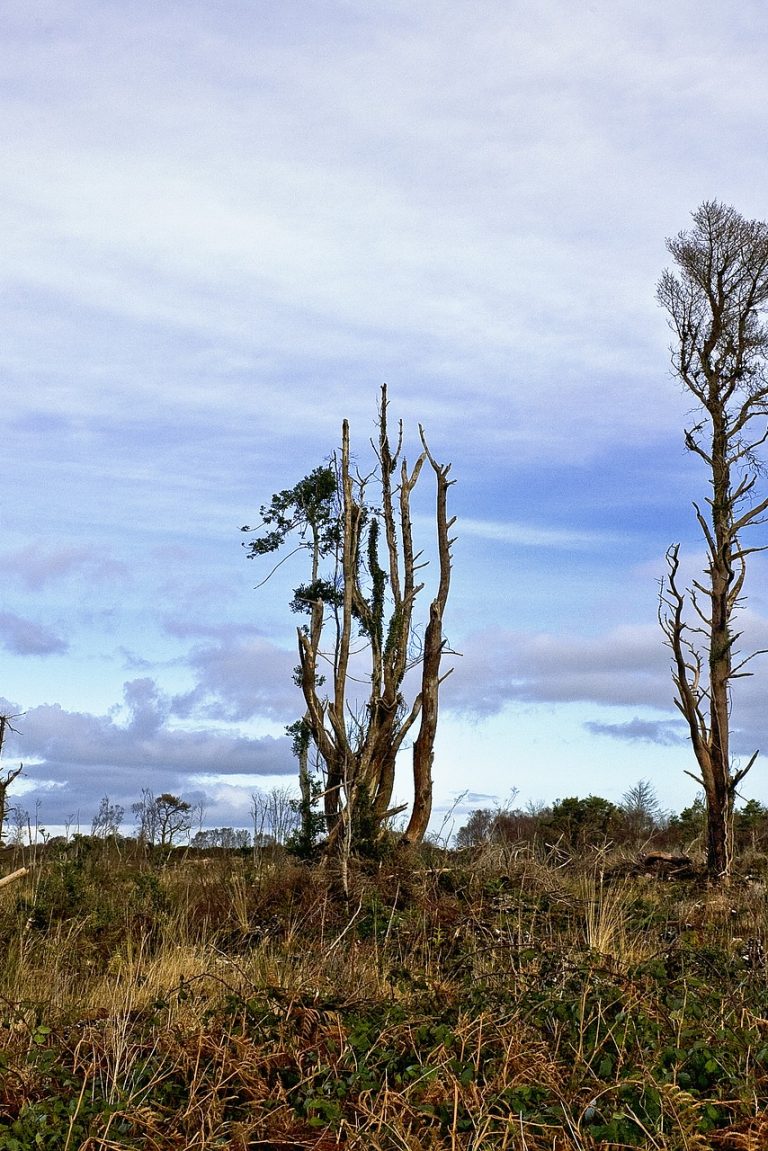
[[444, 619, 768, 765], [3, 679, 295, 827], [163, 617, 264, 641], [173, 637, 300, 722], [584, 718, 685, 746], [0, 544, 126, 590], [0, 612, 68, 656], [458, 517, 619, 549], [0, 0, 725, 454], [19, 679, 292, 776], [445, 624, 672, 716]]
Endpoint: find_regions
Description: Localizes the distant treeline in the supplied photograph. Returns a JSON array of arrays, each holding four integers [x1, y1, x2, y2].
[[455, 784, 768, 859]]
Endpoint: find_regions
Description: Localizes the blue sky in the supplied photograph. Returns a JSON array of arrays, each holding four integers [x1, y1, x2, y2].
[[3, 0, 768, 835]]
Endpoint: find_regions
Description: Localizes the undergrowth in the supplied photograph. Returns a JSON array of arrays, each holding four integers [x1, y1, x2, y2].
[[1, 839, 768, 1148]]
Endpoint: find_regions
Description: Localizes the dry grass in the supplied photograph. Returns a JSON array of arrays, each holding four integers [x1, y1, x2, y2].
[[0, 840, 767, 1148], [578, 869, 658, 964]]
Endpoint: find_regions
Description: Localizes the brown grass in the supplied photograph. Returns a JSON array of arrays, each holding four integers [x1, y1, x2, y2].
[[0, 840, 767, 1148]]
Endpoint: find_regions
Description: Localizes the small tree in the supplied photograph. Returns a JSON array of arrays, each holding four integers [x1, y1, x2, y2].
[[620, 779, 665, 841], [192, 827, 251, 850], [658, 201, 768, 881], [154, 793, 193, 848], [455, 808, 496, 849], [91, 795, 124, 839], [244, 386, 455, 860], [734, 799, 768, 854], [250, 785, 302, 849], [132, 789, 194, 848], [668, 795, 706, 850], [132, 788, 159, 846], [6, 804, 28, 848], [243, 465, 339, 843], [454, 790, 526, 849]]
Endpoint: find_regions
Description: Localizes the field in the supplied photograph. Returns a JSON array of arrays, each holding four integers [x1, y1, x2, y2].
[[1, 837, 768, 1149]]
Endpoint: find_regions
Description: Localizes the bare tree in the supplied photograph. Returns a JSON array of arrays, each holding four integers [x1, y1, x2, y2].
[[0, 714, 23, 847], [91, 795, 125, 839], [250, 785, 301, 848], [132, 788, 159, 846], [132, 789, 195, 848], [658, 201, 768, 881], [620, 779, 665, 841], [6, 804, 28, 848], [244, 386, 455, 860]]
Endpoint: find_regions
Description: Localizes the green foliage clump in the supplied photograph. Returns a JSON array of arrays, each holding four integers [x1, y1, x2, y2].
[[285, 766, 325, 860], [541, 795, 623, 849]]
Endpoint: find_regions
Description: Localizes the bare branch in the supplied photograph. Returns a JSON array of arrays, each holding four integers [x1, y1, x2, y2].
[[731, 750, 759, 789]]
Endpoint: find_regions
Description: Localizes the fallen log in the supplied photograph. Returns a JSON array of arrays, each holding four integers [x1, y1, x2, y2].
[[642, 852, 693, 868], [0, 866, 29, 889], [640, 852, 696, 877]]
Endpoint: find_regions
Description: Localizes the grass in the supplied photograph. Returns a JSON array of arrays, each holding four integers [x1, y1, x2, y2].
[[1, 837, 768, 1148]]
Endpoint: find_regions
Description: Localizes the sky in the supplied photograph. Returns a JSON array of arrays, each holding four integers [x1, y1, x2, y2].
[[3, 0, 768, 838]]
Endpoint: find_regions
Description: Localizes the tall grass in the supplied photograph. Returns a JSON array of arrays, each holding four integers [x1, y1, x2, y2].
[[1, 839, 768, 1147]]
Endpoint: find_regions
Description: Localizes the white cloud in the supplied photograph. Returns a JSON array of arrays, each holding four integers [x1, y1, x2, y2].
[[173, 637, 300, 723], [446, 624, 671, 716], [0, 0, 740, 453], [444, 616, 768, 768], [458, 517, 617, 549]]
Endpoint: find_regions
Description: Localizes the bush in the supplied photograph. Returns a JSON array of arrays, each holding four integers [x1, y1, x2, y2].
[[540, 795, 623, 850]]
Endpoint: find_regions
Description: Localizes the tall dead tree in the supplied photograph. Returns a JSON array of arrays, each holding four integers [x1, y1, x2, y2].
[[658, 201, 768, 881], [244, 386, 455, 857]]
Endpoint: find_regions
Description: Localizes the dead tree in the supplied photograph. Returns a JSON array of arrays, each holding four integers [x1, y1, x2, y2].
[[658, 201, 768, 881], [0, 715, 23, 848], [244, 386, 455, 857]]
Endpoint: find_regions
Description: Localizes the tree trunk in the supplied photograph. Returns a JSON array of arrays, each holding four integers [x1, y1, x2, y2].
[[704, 777, 732, 879]]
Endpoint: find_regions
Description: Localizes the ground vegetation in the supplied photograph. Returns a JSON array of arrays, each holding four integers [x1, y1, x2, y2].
[[2, 813, 768, 1148]]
